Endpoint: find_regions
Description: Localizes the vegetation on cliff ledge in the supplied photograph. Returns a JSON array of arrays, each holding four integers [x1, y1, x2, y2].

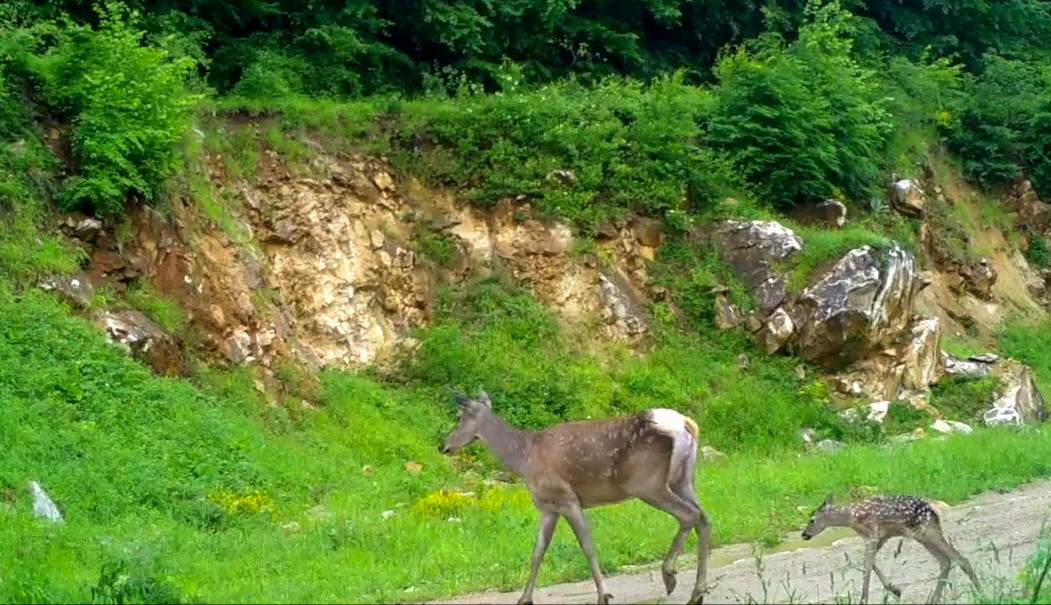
[[4, 0, 1051, 602]]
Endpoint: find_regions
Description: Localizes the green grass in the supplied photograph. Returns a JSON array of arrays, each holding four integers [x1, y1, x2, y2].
[[783, 224, 891, 293], [124, 280, 186, 335], [5, 271, 1051, 604]]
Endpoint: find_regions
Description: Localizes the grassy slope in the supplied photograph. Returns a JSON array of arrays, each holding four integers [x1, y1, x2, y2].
[[5, 225, 1051, 603]]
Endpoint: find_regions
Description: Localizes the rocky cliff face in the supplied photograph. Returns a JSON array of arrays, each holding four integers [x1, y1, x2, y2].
[[43, 134, 1051, 431], [48, 148, 656, 386]]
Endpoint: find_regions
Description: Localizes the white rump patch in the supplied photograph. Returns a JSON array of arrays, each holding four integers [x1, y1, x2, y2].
[[648, 408, 687, 435]]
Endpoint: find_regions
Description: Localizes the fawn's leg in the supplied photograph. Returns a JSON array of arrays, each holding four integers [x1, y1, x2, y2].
[[918, 527, 981, 602], [637, 486, 701, 598], [915, 534, 952, 604], [860, 538, 879, 604], [672, 475, 711, 604], [518, 511, 560, 605], [562, 503, 612, 604], [871, 538, 902, 598]]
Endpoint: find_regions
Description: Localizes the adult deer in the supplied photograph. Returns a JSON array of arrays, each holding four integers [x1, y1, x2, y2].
[[801, 494, 980, 604], [439, 389, 711, 605]]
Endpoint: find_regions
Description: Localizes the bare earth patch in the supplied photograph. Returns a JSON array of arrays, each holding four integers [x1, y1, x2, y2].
[[436, 479, 1051, 604]]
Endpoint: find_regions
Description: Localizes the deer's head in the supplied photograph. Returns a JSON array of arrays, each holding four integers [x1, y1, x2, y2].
[[801, 494, 836, 540], [439, 390, 493, 454]]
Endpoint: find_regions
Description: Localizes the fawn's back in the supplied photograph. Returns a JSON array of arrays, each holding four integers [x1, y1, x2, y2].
[[851, 495, 941, 537]]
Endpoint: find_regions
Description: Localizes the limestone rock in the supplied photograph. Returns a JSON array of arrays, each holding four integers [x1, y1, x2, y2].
[[889, 178, 926, 218], [931, 419, 973, 434], [961, 259, 997, 300], [756, 307, 794, 354], [942, 351, 993, 379], [789, 199, 847, 229], [984, 364, 1049, 426], [93, 309, 188, 377], [791, 244, 923, 370], [38, 273, 95, 309], [74, 218, 103, 243], [714, 292, 741, 330], [29, 480, 63, 523], [899, 317, 942, 391], [712, 220, 803, 316], [1008, 179, 1051, 232]]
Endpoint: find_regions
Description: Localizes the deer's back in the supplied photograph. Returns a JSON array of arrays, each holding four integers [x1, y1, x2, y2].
[[524, 409, 694, 506], [852, 495, 941, 537]]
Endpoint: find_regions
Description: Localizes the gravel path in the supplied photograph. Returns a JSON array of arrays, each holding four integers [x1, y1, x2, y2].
[[436, 479, 1051, 604]]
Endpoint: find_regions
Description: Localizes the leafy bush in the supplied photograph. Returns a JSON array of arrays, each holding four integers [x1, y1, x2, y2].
[[29, 1, 202, 215], [1028, 235, 1051, 268], [706, 0, 891, 210], [939, 54, 1051, 190], [389, 72, 745, 228]]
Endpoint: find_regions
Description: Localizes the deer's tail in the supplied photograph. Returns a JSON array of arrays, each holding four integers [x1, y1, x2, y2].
[[927, 499, 950, 517], [668, 415, 699, 486]]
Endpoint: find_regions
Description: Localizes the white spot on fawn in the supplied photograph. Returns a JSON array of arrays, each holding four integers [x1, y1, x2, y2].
[[648, 408, 687, 435]]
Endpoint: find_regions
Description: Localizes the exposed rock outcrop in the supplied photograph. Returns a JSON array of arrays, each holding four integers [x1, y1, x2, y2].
[[712, 220, 803, 316], [1007, 178, 1051, 234], [790, 244, 923, 369]]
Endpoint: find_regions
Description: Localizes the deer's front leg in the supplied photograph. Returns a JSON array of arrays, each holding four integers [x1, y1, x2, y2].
[[562, 504, 612, 604], [518, 511, 560, 605], [860, 539, 878, 604]]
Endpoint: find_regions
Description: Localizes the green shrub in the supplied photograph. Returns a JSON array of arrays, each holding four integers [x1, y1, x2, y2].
[[387, 72, 744, 229], [706, 0, 891, 210], [940, 54, 1051, 190], [30, 1, 202, 216], [1028, 234, 1051, 268]]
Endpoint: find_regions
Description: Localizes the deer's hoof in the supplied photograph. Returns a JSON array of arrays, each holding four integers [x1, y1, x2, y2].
[[686, 588, 708, 605], [516, 600, 533, 605], [889, 586, 902, 599], [598, 592, 613, 604], [661, 568, 677, 595]]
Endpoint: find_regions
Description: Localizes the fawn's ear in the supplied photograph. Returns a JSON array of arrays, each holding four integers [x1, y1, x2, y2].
[[453, 392, 472, 408], [824, 494, 835, 507], [478, 389, 493, 408]]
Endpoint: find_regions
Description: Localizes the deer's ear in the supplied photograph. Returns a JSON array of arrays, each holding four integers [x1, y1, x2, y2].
[[824, 494, 835, 506], [478, 389, 492, 408], [453, 393, 472, 408]]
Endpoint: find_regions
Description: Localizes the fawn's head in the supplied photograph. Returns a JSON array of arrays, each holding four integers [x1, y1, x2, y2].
[[801, 494, 837, 540], [439, 390, 493, 454]]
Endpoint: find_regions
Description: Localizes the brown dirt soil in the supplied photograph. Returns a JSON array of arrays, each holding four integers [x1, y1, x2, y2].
[[436, 479, 1051, 604]]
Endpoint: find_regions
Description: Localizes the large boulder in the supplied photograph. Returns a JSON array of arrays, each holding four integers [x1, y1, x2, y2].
[[789, 199, 847, 230], [984, 363, 1049, 426], [93, 309, 189, 377], [712, 220, 803, 316], [889, 178, 927, 218], [790, 244, 923, 370], [834, 316, 942, 401]]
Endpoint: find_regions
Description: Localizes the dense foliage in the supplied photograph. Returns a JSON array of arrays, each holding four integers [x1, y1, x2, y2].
[[0, 0, 1049, 217]]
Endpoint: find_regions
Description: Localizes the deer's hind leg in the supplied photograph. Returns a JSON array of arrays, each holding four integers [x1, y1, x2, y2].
[[916, 526, 981, 604], [671, 469, 711, 604], [636, 487, 698, 597]]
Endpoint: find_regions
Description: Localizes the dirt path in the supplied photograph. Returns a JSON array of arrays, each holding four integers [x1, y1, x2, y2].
[[436, 479, 1051, 604]]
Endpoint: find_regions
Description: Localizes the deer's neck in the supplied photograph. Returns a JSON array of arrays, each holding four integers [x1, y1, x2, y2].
[[477, 414, 532, 477], [825, 505, 855, 528]]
